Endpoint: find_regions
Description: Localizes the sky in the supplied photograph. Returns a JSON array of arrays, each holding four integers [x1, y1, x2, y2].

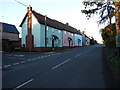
[[0, 0, 104, 43]]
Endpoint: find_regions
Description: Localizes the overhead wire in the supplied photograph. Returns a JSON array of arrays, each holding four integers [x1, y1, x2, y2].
[[14, 0, 28, 7]]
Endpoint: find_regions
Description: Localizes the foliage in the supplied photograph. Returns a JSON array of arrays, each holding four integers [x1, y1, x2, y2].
[[111, 56, 120, 65], [101, 23, 116, 47], [81, 1, 120, 25], [90, 37, 97, 45], [104, 37, 116, 47], [101, 23, 116, 38], [90, 38, 95, 45], [104, 47, 120, 72]]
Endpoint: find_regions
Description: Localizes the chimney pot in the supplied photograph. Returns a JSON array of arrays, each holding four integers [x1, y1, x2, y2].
[[78, 30, 81, 32], [27, 5, 32, 12], [66, 22, 69, 26], [82, 31, 84, 34]]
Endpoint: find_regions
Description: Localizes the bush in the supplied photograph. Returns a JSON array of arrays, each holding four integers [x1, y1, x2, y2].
[[105, 37, 116, 48]]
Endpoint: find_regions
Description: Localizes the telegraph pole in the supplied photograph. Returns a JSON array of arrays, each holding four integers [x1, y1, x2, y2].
[[45, 15, 47, 52]]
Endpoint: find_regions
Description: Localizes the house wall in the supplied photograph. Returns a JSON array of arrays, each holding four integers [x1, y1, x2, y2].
[[46, 26, 62, 47], [74, 34, 82, 47], [32, 14, 41, 47], [39, 24, 62, 47], [21, 13, 85, 51], [39, 24, 45, 47], [31, 14, 62, 51], [2, 32, 19, 41], [62, 31, 74, 48], [86, 38, 90, 46], [21, 17, 27, 47], [0, 23, 2, 40], [33, 24, 63, 51], [82, 34, 86, 47]]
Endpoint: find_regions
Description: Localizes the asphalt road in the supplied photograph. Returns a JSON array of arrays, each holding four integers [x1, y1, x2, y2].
[[2, 44, 114, 88]]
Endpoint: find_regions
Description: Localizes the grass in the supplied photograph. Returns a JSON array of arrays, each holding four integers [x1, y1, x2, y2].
[[104, 47, 120, 87]]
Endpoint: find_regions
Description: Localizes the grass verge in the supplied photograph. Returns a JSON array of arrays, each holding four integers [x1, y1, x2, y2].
[[104, 47, 120, 88]]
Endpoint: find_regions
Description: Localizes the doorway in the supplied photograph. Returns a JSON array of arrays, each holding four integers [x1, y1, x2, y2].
[[68, 37, 72, 48], [52, 35, 59, 50]]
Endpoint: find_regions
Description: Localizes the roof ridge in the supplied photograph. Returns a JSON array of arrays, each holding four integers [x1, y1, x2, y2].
[[21, 10, 82, 34], [2, 22, 19, 34], [0, 22, 15, 26]]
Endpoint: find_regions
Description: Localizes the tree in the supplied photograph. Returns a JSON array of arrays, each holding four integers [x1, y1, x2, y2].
[[82, 0, 120, 56], [90, 37, 98, 45], [81, 0, 115, 25], [101, 23, 116, 47]]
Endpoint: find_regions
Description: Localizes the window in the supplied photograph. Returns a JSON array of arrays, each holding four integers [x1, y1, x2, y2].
[[52, 28, 54, 32], [47, 26, 48, 31], [68, 32, 70, 35], [64, 31, 66, 34], [58, 30, 61, 33], [71, 33, 73, 36]]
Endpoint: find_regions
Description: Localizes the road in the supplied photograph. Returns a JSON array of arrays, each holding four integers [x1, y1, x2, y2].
[[2, 44, 114, 88]]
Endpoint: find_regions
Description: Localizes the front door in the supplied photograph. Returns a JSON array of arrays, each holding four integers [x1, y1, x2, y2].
[[69, 40, 71, 47], [52, 39, 54, 50]]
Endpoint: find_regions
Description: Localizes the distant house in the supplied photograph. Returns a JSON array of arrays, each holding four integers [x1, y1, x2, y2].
[[85, 35, 90, 46], [81, 31, 90, 47], [20, 6, 83, 52], [81, 31, 86, 47], [0, 22, 20, 51]]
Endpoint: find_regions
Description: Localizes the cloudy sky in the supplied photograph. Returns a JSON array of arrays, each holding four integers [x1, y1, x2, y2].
[[0, 0, 105, 43]]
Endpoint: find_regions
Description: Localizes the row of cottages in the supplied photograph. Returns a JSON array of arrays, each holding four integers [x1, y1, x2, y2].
[[20, 6, 88, 52]]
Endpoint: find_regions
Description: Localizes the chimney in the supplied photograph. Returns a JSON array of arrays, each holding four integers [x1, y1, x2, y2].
[[78, 30, 81, 33], [27, 5, 32, 34], [66, 22, 69, 26], [82, 31, 84, 34], [26, 5, 34, 51]]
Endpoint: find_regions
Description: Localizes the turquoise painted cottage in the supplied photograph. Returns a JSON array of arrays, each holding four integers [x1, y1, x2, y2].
[[74, 31, 83, 47], [20, 6, 83, 51]]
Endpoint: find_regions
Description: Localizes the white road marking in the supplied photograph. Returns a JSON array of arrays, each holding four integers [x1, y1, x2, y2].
[[7, 54, 12, 56], [27, 59, 32, 61], [45, 55, 47, 57], [4, 65, 11, 68], [56, 53, 61, 55], [32, 58, 36, 61], [20, 61, 26, 63], [0, 67, 2, 69], [41, 56, 44, 58], [14, 79, 34, 89], [75, 53, 81, 57], [14, 55, 24, 57], [48, 55, 50, 56], [52, 59, 71, 70], [13, 63, 19, 65], [37, 57, 41, 59]]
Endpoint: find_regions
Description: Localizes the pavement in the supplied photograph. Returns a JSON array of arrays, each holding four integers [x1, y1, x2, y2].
[[2, 44, 114, 88]]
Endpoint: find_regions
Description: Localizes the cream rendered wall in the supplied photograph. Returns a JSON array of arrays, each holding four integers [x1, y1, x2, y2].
[[21, 17, 27, 46], [32, 14, 41, 47], [2, 32, 19, 41]]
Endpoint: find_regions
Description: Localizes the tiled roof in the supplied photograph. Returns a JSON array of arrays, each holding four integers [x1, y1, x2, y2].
[[1, 22, 19, 34], [32, 11, 78, 33], [20, 10, 82, 34]]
